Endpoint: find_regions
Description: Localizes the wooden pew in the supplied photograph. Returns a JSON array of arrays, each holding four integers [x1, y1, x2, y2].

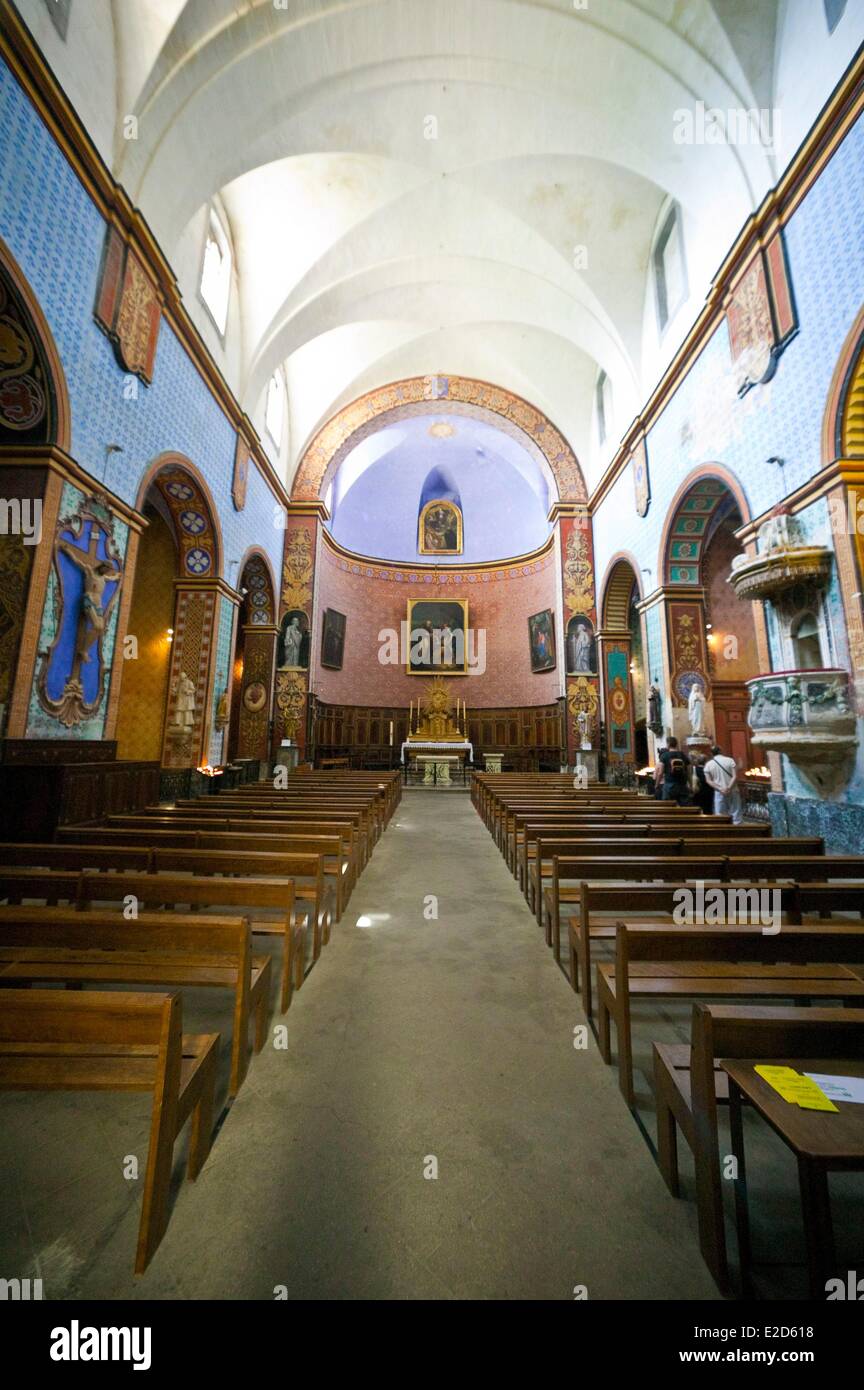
[[653, 1001, 864, 1292], [0, 868, 305, 1013], [97, 821, 349, 920], [55, 835, 333, 959], [558, 855, 863, 980], [0, 988, 219, 1273], [532, 835, 822, 928], [115, 809, 365, 880], [597, 922, 864, 1105], [0, 907, 268, 1097], [568, 882, 802, 1018]]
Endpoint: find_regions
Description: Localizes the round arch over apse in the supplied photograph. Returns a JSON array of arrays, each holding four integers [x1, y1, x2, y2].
[[135, 453, 223, 580], [660, 465, 751, 586], [600, 553, 643, 631], [0, 235, 72, 451], [290, 376, 587, 505]]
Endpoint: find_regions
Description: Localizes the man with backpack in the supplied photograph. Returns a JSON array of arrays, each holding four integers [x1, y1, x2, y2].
[[703, 744, 744, 824], [653, 736, 691, 804]]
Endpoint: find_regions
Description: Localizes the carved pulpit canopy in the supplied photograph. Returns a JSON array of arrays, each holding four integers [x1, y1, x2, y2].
[[729, 506, 833, 602]]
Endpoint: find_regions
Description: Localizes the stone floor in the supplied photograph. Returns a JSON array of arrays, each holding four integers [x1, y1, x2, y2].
[[3, 792, 852, 1301]]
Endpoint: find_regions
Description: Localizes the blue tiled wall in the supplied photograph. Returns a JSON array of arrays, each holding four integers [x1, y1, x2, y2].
[[0, 59, 284, 741], [593, 111, 864, 817]]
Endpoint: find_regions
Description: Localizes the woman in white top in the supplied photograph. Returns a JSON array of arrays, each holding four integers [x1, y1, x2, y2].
[[702, 744, 744, 825]]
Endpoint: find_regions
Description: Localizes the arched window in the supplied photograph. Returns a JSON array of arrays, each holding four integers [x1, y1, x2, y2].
[[596, 370, 613, 447], [824, 1, 848, 34], [791, 612, 824, 671], [200, 207, 232, 336], [653, 204, 687, 333], [265, 370, 285, 448]]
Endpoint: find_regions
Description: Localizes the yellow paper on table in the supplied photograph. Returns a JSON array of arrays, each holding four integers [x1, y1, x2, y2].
[[754, 1065, 839, 1112]]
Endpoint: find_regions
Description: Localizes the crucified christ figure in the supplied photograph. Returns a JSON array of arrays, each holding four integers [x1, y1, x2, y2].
[[58, 532, 122, 669]]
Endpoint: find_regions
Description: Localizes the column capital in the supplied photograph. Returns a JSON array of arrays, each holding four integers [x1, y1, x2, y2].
[[286, 499, 330, 522]]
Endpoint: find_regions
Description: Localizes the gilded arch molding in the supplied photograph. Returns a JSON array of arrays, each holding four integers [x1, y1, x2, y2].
[[290, 376, 587, 504]]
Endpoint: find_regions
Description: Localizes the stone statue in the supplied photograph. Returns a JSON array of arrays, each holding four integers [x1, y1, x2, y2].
[[647, 683, 662, 734], [280, 615, 303, 668], [573, 622, 593, 673], [172, 672, 196, 731], [688, 679, 705, 737], [577, 710, 591, 749]]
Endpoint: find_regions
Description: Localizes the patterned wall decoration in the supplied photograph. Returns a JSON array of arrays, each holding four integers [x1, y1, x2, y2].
[[36, 490, 124, 729], [237, 628, 275, 760], [0, 60, 284, 592], [243, 552, 275, 625], [726, 232, 798, 397], [560, 513, 599, 756], [604, 643, 632, 759], [666, 478, 728, 584], [161, 588, 215, 768], [207, 593, 236, 766], [94, 226, 161, 384], [668, 600, 711, 706], [0, 531, 32, 723], [274, 519, 316, 749], [275, 669, 306, 742], [0, 258, 56, 443], [152, 467, 218, 580], [292, 375, 587, 503]]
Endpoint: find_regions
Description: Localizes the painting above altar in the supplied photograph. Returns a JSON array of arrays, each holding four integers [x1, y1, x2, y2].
[[406, 599, 468, 675]]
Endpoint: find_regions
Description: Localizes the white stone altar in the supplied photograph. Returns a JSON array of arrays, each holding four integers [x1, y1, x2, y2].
[[401, 740, 473, 764]]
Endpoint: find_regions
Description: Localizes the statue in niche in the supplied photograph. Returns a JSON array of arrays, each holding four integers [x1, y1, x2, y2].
[[277, 610, 310, 670], [647, 683, 663, 735], [171, 672, 196, 731], [688, 678, 706, 737], [565, 615, 596, 675]]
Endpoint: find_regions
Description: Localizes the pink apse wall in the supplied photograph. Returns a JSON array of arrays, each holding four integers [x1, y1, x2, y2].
[[312, 537, 561, 708]]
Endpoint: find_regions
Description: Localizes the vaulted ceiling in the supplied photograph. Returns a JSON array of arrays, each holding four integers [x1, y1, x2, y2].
[[18, 0, 864, 492]]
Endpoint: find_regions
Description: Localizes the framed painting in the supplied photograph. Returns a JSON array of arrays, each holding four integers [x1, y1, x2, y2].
[[321, 608, 347, 670], [406, 599, 468, 675], [528, 608, 556, 673], [418, 499, 462, 555]]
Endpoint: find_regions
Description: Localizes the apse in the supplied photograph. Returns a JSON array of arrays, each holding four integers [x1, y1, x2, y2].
[[326, 412, 552, 562]]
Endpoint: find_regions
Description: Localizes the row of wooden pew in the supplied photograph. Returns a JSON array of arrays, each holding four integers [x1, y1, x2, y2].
[[473, 772, 864, 1297], [0, 770, 401, 1274]]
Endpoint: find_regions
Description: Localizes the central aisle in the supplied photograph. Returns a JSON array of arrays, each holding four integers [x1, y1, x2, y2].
[[88, 790, 722, 1300]]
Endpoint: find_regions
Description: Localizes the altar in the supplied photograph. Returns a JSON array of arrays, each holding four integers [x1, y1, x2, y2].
[[402, 677, 473, 786]]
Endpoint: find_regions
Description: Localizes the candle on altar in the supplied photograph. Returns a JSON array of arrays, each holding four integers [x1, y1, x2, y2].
[[409, 700, 413, 733], [389, 720, 394, 745]]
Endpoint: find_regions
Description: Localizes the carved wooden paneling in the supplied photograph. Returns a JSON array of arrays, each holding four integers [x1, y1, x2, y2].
[[314, 701, 564, 768]]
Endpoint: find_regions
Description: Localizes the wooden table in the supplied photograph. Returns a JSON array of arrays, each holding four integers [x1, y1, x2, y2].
[[722, 1058, 864, 1297]]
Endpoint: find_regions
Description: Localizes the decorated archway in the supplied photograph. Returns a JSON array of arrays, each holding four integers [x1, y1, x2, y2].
[[0, 237, 74, 737], [115, 457, 231, 772], [291, 376, 587, 505], [656, 469, 761, 767], [598, 554, 644, 767], [281, 378, 590, 765], [227, 548, 278, 764]]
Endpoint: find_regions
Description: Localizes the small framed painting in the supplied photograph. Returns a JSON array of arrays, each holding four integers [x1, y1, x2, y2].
[[321, 608, 347, 670], [528, 608, 556, 673]]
